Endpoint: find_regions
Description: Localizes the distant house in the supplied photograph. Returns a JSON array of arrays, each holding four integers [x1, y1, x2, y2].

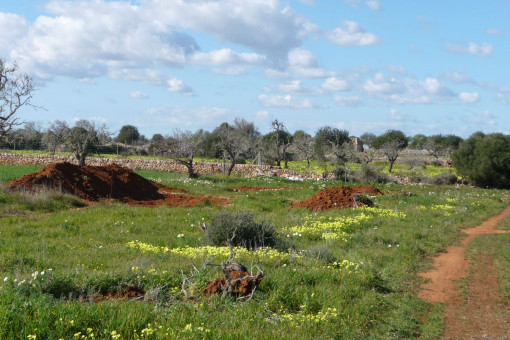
[[351, 137, 364, 152]]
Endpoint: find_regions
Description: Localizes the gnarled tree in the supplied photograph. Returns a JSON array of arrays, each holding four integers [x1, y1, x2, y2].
[[1, 59, 36, 138], [157, 130, 203, 179], [372, 130, 408, 173]]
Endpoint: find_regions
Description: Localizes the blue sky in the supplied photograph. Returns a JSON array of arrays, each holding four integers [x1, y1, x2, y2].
[[1, 0, 509, 138]]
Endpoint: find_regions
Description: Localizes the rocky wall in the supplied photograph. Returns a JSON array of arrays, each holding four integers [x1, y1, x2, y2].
[[0, 153, 323, 180]]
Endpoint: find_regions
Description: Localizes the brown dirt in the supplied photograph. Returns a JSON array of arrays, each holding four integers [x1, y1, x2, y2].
[[230, 186, 300, 192], [418, 205, 510, 339], [92, 285, 145, 302], [291, 185, 383, 211], [5, 162, 230, 207], [202, 268, 264, 298]]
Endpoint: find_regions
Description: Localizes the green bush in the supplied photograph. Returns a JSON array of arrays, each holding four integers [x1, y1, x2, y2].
[[426, 172, 458, 185], [206, 211, 278, 249], [452, 132, 510, 188]]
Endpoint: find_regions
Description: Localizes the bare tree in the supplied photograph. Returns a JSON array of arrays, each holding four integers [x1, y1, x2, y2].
[[265, 120, 292, 168], [157, 130, 203, 178], [292, 130, 314, 167], [53, 120, 111, 166], [215, 118, 254, 176], [0, 59, 36, 138], [42, 120, 67, 154], [372, 130, 408, 173]]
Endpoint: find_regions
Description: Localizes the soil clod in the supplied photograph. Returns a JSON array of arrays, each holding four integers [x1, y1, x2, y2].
[[292, 185, 383, 211]]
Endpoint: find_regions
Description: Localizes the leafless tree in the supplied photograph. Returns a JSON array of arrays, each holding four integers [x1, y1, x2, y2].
[[292, 130, 314, 167], [0, 59, 37, 138], [266, 119, 292, 168], [157, 130, 203, 178], [216, 118, 256, 175], [50, 120, 110, 166]]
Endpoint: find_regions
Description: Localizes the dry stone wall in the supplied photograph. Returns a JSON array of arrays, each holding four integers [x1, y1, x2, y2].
[[0, 153, 325, 180]]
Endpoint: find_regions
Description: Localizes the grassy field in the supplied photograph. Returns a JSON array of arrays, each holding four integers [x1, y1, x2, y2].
[[0, 164, 509, 339]]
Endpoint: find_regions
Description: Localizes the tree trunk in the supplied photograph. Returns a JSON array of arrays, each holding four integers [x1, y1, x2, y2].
[[227, 160, 236, 176]]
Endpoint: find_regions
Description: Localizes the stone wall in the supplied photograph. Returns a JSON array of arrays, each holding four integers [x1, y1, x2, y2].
[[0, 153, 324, 180]]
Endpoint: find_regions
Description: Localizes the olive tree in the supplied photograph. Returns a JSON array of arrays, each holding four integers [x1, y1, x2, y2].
[[292, 130, 315, 167], [1, 59, 36, 138], [372, 130, 408, 173], [452, 132, 510, 188], [157, 130, 203, 179], [215, 118, 258, 175], [115, 125, 140, 145], [49, 120, 111, 166], [314, 126, 350, 164]]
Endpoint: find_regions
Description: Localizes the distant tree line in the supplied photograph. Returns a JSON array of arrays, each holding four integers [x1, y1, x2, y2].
[[1, 118, 469, 176]]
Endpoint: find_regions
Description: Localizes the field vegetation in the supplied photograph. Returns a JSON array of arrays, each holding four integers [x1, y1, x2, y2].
[[1, 164, 510, 339]]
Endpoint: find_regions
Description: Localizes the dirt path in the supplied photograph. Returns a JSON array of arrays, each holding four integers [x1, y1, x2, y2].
[[418, 204, 510, 338]]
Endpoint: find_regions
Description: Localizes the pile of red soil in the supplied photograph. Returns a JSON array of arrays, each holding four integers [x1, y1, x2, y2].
[[231, 186, 300, 192], [202, 268, 264, 298], [93, 285, 145, 303], [291, 185, 383, 211], [6, 162, 229, 207]]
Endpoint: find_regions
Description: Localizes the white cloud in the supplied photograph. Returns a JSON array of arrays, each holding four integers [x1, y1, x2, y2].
[[129, 91, 149, 99], [258, 94, 325, 109], [191, 48, 267, 67], [497, 86, 510, 104], [211, 66, 247, 76], [441, 71, 474, 84], [3, 0, 312, 80], [167, 77, 193, 96], [327, 21, 381, 47], [298, 0, 315, 6], [321, 77, 350, 91], [294, 67, 337, 79], [363, 73, 456, 104], [365, 1, 380, 11], [0, 13, 28, 55], [387, 65, 407, 75], [389, 108, 408, 121], [142, 106, 232, 128], [278, 80, 313, 94], [288, 48, 317, 68], [8, 1, 198, 79], [446, 42, 493, 56], [264, 69, 291, 79], [486, 28, 504, 36], [333, 95, 363, 106], [459, 92, 480, 103], [145, 0, 311, 61]]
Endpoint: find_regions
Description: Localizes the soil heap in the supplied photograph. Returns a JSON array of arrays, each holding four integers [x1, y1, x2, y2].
[[292, 185, 383, 211], [6, 162, 229, 207]]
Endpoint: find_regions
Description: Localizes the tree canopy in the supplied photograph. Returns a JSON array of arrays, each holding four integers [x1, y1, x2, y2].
[[452, 132, 510, 188]]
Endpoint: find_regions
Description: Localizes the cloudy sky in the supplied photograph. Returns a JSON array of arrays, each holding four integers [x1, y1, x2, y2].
[[1, 0, 509, 138]]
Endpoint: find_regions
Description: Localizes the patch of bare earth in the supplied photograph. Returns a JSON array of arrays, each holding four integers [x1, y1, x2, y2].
[[418, 205, 510, 339]]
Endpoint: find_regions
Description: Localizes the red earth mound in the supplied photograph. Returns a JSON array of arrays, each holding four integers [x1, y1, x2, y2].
[[202, 268, 264, 298], [291, 185, 383, 211], [6, 162, 229, 207]]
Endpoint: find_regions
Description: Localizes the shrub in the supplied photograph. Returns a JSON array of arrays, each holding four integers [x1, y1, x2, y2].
[[354, 164, 389, 183], [305, 245, 336, 263], [425, 172, 458, 185], [206, 211, 278, 249], [452, 132, 510, 188]]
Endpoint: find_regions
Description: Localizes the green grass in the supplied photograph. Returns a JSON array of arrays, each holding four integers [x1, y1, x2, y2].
[[0, 164, 509, 339], [465, 233, 510, 322]]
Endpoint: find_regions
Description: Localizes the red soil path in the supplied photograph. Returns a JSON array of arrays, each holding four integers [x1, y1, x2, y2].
[[6, 162, 230, 207], [418, 204, 510, 338]]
